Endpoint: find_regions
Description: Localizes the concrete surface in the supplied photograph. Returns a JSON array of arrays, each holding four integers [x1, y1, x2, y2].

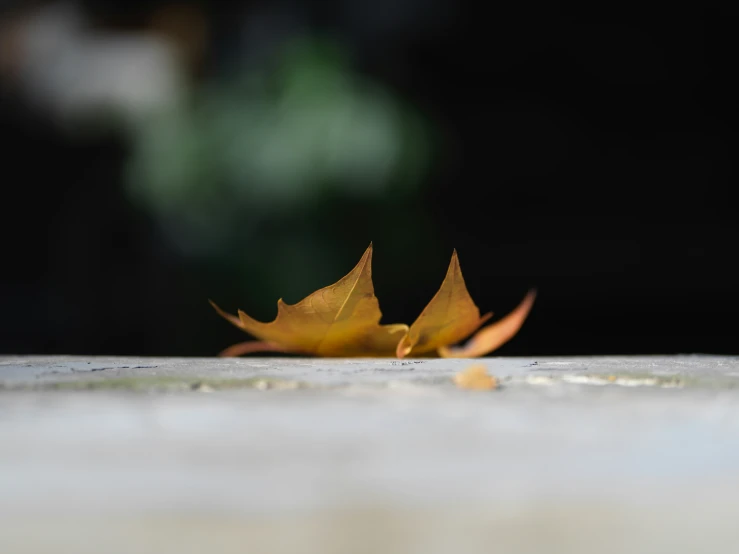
[[2, 355, 739, 554]]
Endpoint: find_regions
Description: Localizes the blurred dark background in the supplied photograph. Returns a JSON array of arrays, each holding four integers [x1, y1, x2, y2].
[[1, 3, 736, 356]]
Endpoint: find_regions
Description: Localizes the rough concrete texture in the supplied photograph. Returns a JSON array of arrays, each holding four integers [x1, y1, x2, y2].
[[2, 355, 739, 554]]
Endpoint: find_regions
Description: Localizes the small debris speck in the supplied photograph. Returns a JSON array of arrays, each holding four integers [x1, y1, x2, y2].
[[453, 365, 499, 391]]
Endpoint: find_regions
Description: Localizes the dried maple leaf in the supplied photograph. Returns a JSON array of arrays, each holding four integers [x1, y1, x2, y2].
[[211, 245, 535, 358], [453, 364, 499, 390], [396, 250, 492, 358], [210, 244, 408, 357], [396, 250, 535, 359]]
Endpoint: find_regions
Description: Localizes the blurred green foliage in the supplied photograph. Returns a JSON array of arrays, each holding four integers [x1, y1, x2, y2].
[[125, 35, 435, 320]]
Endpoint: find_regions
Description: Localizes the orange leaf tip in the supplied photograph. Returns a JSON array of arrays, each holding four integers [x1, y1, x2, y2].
[[438, 289, 537, 358]]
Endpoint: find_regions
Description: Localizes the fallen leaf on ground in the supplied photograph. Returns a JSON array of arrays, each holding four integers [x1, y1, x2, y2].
[[396, 249, 492, 358], [211, 244, 535, 358], [210, 244, 408, 357], [453, 364, 499, 390], [397, 251, 535, 359]]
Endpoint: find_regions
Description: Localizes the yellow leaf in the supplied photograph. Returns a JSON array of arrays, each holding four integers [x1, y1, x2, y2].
[[396, 250, 492, 358], [211, 245, 535, 358], [438, 290, 536, 358], [453, 364, 499, 390], [210, 243, 408, 357]]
